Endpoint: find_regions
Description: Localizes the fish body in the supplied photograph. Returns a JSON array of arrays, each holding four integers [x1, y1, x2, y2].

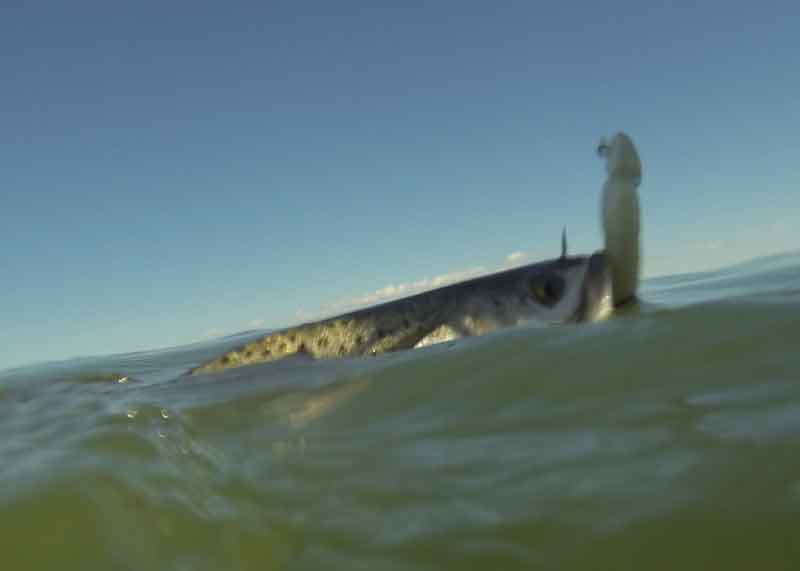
[[189, 251, 613, 375]]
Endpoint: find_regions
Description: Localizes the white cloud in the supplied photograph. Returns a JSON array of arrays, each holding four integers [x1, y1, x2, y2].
[[771, 222, 788, 235], [289, 247, 537, 323], [322, 266, 489, 314], [690, 240, 725, 251], [248, 319, 265, 328], [203, 328, 225, 338], [505, 251, 528, 264]]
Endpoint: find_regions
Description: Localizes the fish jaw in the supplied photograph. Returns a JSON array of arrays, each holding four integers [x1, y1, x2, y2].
[[571, 252, 614, 323]]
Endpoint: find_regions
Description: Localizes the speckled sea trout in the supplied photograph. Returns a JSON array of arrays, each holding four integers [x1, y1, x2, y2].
[[189, 245, 614, 375]]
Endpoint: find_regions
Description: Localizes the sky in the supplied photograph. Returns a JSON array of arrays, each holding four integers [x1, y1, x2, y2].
[[2, 0, 799, 370]]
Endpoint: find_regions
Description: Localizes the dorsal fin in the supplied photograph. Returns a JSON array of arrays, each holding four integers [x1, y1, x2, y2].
[[560, 227, 568, 259]]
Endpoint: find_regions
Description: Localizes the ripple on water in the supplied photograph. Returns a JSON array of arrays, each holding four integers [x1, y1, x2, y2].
[[696, 403, 800, 443], [686, 379, 798, 408]]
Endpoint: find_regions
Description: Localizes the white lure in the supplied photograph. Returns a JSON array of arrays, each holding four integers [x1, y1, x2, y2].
[[597, 132, 642, 306]]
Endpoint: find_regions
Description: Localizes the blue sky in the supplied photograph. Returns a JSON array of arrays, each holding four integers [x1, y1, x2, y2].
[[2, 0, 798, 370]]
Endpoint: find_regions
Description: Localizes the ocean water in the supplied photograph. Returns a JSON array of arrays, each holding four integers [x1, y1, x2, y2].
[[2, 252, 800, 570]]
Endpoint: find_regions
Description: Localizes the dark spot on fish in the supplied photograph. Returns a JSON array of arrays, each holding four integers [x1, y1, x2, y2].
[[297, 342, 306, 353], [244, 350, 253, 359], [377, 328, 386, 339], [221, 355, 231, 364], [288, 333, 296, 342], [355, 334, 363, 345]]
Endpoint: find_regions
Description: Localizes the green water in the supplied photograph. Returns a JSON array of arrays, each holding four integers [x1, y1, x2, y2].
[[2, 253, 800, 570]]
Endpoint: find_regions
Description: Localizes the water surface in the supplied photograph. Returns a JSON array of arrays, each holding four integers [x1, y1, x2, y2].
[[2, 252, 800, 569]]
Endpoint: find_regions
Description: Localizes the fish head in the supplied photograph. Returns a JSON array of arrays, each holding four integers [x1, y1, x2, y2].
[[516, 252, 613, 324]]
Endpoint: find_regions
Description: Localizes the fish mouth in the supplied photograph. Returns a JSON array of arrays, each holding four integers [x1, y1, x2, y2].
[[571, 252, 613, 323]]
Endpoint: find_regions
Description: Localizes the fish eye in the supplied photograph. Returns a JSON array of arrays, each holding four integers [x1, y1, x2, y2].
[[529, 273, 565, 307]]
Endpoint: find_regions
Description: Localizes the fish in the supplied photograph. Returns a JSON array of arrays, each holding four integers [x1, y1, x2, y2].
[[188, 235, 614, 375]]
